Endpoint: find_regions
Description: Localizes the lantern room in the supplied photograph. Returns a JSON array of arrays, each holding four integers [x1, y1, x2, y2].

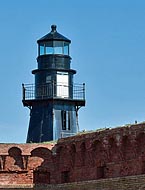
[[38, 25, 70, 56]]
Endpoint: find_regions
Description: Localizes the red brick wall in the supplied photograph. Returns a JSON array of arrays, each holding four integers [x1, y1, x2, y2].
[[1, 175, 145, 189], [0, 123, 145, 186], [0, 143, 55, 185]]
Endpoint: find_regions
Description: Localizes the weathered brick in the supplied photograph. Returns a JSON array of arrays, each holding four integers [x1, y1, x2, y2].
[[1, 123, 145, 189]]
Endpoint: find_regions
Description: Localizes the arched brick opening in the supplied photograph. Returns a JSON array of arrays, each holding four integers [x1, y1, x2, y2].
[[91, 140, 105, 179], [8, 147, 22, 156], [136, 132, 145, 155], [92, 140, 102, 153], [70, 144, 76, 167], [8, 147, 24, 169], [91, 140, 102, 166], [109, 137, 116, 148], [121, 135, 132, 160], [31, 147, 52, 185], [108, 137, 118, 161], [56, 145, 67, 166], [31, 147, 52, 158], [80, 142, 86, 166], [136, 132, 145, 174]]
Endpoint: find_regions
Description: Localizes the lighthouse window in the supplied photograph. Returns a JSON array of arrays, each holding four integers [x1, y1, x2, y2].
[[61, 111, 71, 131], [46, 76, 51, 83], [39, 42, 53, 55], [54, 41, 63, 54], [68, 112, 71, 130], [54, 46, 63, 54], [64, 42, 69, 55], [39, 41, 69, 56], [46, 46, 53, 54], [39, 45, 45, 55], [56, 72, 69, 98], [61, 111, 67, 130], [45, 41, 53, 54]]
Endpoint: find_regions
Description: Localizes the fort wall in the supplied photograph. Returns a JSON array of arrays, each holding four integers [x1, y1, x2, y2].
[[1, 123, 145, 189]]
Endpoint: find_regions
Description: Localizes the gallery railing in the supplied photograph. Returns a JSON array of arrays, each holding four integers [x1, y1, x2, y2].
[[22, 82, 85, 101]]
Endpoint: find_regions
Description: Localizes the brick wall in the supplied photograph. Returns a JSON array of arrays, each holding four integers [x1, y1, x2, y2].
[[1, 175, 145, 190], [0, 123, 145, 187]]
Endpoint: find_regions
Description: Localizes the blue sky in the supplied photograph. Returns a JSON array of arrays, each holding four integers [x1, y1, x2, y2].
[[0, 0, 145, 142]]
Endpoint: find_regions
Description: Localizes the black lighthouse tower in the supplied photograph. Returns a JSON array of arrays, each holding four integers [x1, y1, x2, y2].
[[22, 25, 85, 143]]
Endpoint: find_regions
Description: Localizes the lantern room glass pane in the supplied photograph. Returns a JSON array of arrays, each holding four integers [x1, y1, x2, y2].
[[64, 42, 69, 55], [39, 45, 45, 55], [54, 46, 63, 54], [46, 47, 53, 54], [54, 41, 63, 54], [45, 42, 53, 54]]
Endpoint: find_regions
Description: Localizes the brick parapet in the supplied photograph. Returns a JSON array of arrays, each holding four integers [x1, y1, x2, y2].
[[1, 122, 145, 186]]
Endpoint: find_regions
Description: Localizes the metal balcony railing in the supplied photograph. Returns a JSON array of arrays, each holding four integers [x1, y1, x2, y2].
[[22, 82, 85, 101]]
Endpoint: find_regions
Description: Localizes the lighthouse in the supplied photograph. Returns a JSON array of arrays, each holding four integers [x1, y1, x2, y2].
[[22, 25, 85, 143]]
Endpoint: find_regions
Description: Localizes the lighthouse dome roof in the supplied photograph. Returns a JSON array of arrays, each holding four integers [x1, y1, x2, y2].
[[37, 25, 71, 43]]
